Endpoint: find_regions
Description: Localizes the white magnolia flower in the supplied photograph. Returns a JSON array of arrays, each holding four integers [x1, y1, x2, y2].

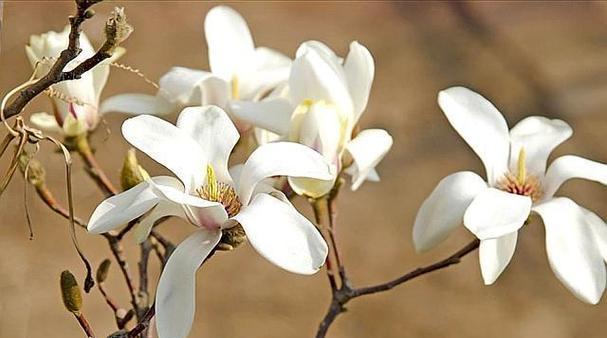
[[26, 26, 128, 136], [101, 6, 291, 128], [230, 41, 393, 198], [87, 105, 331, 338], [413, 86, 607, 304]]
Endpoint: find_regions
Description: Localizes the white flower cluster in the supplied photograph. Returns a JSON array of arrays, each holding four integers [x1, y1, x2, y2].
[[25, 5, 607, 338]]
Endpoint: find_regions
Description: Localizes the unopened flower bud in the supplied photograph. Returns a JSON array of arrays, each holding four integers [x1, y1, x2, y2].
[[18, 153, 46, 187], [83, 9, 95, 19], [105, 7, 133, 49], [96, 259, 111, 283], [60, 270, 83, 314], [121, 148, 149, 191]]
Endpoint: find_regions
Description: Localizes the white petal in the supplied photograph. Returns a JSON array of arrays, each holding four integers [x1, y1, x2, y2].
[[176, 106, 239, 183], [463, 188, 531, 240], [156, 229, 221, 338], [149, 180, 228, 230], [289, 47, 353, 115], [345, 129, 392, 191], [238, 47, 291, 100], [584, 209, 607, 263], [29, 112, 61, 132], [479, 232, 518, 285], [229, 98, 293, 136], [88, 181, 158, 234], [232, 193, 328, 274], [237, 142, 334, 205], [122, 115, 206, 192], [158, 67, 230, 108], [90, 46, 125, 102], [344, 41, 374, 124], [204, 6, 255, 79], [437, 87, 510, 185], [134, 201, 187, 244], [413, 171, 487, 252], [509, 116, 572, 176], [533, 198, 606, 304], [100, 93, 173, 116], [543, 155, 607, 199]]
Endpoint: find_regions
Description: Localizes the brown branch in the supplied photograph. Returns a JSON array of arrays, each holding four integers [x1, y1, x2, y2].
[[311, 198, 338, 292], [74, 312, 96, 338], [315, 239, 480, 338], [73, 135, 118, 196]]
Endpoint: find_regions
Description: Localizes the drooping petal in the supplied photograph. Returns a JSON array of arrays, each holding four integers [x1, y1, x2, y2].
[[533, 198, 606, 304], [413, 171, 487, 252], [344, 41, 374, 124], [122, 114, 206, 192], [156, 229, 221, 338], [289, 47, 353, 116], [100, 93, 173, 116], [149, 180, 228, 230], [158, 67, 230, 108], [463, 188, 531, 240], [88, 180, 158, 234], [584, 208, 607, 262], [204, 6, 255, 80], [479, 232, 518, 285], [437, 87, 510, 185], [176, 106, 239, 183], [232, 193, 328, 274], [543, 155, 607, 199], [229, 98, 293, 136], [509, 116, 572, 176], [29, 112, 61, 132], [344, 129, 393, 191], [237, 142, 334, 205]]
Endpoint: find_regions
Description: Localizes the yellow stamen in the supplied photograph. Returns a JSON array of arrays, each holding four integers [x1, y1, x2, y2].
[[517, 148, 526, 185], [231, 75, 240, 100], [206, 164, 219, 201]]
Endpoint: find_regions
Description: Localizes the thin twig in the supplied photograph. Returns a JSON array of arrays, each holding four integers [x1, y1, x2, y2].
[[312, 198, 338, 292], [74, 135, 118, 196], [74, 312, 96, 338]]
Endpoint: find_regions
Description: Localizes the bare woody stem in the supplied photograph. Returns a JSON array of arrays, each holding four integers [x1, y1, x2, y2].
[[74, 312, 96, 338], [1, 0, 118, 121]]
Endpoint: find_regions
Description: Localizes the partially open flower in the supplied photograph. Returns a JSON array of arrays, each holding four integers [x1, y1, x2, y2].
[[231, 40, 393, 198], [87, 105, 331, 338], [26, 26, 125, 136], [413, 86, 607, 304]]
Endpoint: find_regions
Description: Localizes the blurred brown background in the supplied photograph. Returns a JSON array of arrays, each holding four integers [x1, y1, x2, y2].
[[2, 1, 607, 338]]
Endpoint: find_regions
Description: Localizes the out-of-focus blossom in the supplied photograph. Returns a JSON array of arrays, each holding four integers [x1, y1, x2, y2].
[[26, 26, 130, 136], [101, 6, 291, 131], [87, 105, 331, 338], [231, 40, 393, 198], [413, 86, 607, 304]]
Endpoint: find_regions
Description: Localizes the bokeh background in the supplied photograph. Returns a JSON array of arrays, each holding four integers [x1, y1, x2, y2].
[[1, 1, 607, 337]]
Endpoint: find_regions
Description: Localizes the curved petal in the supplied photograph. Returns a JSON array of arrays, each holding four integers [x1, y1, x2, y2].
[[295, 40, 341, 62], [479, 232, 518, 285], [238, 47, 291, 100], [344, 41, 374, 123], [413, 171, 487, 252], [159, 67, 230, 108], [533, 198, 606, 304], [134, 200, 187, 243], [229, 98, 294, 135], [176, 106, 239, 183], [29, 112, 61, 132], [437, 87, 510, 185], [344, 129, 393, 191], [509, 116, 572, 176], [100, 93, 173, 116], [463, 188, 531, 240], [204, 6, 255, 79], [237, 142, 334, 205], [543, 155, 607, 199], [232, 193, 328, 274], [156, 229, 221, 338], [90, 47, 125, 103], [584, 208, 607, 263], [88, 180, 158, 234], [149, 180, 228, 230], [289, 47, 353, 116], [122, 115, 206, 192]]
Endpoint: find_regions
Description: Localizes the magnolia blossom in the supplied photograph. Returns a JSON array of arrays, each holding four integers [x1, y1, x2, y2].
[[231, 41, 393, 198], [101, 6, 290, 126], [87, 105, 331, 338], [413, 86, 607, 303], [25, 26, 129, 136]]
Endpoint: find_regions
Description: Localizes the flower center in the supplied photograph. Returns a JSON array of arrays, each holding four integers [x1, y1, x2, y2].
[[496, 148, 543, 202], [196, 165, 242, 217]]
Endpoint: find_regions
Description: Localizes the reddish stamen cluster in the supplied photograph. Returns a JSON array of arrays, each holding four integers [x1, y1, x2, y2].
[[496, 173, 543, 203]]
